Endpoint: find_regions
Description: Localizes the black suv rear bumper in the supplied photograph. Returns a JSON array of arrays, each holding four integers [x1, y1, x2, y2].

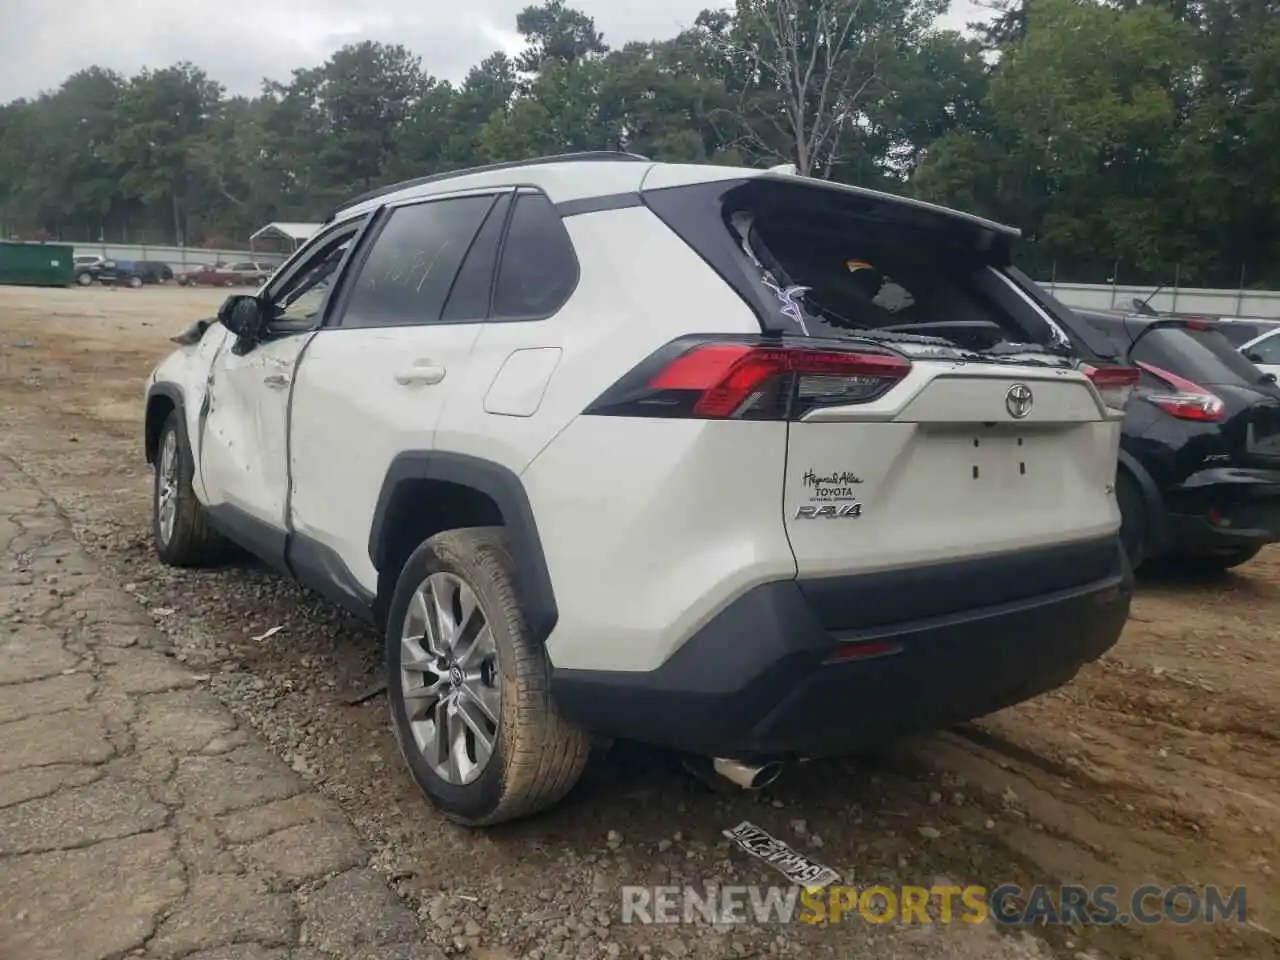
[[1166, 467, 1280, 551], [551, 538, 1132, 760]]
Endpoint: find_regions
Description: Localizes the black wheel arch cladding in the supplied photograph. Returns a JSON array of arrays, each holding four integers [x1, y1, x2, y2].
[[145, 383, 185, 464], [369, 452, 559, 645], [1117, 448, 1170, 554]]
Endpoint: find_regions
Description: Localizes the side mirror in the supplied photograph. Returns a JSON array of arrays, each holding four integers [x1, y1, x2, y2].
[[218, 294, 265, 343]]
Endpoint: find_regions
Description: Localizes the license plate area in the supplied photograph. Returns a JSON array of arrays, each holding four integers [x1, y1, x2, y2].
[[919, 423, 1068, 493], [1247, 410, 1280, 458]]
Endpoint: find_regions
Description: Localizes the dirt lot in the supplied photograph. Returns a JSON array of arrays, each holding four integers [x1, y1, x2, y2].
[[1, 285, 1277, 960]]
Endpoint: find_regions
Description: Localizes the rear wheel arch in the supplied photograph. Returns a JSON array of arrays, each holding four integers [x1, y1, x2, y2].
[[145, 384, 185, 465], [1116, 451, 1168, 563], [369, 452, 558, 642]]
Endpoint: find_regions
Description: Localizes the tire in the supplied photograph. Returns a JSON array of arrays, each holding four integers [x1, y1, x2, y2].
[[152, 411, 230, 567], [1116, 469, 1147, 571], [1168, 546, 1262, 575], [386, 527, 591, 826], [76, 272, 93, 286], [129, 275, 143, 289]]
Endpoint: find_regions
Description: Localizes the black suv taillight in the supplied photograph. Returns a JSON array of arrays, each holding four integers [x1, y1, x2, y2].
[[1136, 361, 1226, 422], [583, 336, 912, 420]]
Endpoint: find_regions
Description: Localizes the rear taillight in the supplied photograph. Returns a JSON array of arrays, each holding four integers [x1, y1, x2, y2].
[[1081, 363, 1140, 413], [584, 337, 912, 420], [1136, 361, 1226, 422]]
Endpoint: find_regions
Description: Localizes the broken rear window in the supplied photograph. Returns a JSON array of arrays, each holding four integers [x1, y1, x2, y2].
[[645, 176, 1075, 362]]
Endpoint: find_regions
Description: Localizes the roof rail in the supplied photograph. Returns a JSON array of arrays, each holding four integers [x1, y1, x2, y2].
[[325, 150, 652, 221]]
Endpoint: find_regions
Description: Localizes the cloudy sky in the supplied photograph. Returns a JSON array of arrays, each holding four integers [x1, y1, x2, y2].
[[0, 0, 987, 104]]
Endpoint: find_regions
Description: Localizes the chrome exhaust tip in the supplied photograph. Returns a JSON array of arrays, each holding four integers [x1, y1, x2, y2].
[[712, 757, 785, 790]]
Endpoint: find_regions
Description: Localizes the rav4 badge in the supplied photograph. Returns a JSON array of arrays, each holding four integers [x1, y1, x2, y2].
[[795, 503, 864, 520]]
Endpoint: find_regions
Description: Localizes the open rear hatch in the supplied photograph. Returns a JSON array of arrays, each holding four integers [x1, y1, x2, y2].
[[657, 174, 1132, 573], [638, 170, 1135, 619]]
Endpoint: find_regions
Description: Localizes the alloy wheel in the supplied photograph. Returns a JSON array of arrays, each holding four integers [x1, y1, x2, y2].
[[399, 572, 501, 785], [156, 430, 179, 545]]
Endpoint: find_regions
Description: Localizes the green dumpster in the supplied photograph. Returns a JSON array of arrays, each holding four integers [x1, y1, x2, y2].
[[0, 240, 75, 287]]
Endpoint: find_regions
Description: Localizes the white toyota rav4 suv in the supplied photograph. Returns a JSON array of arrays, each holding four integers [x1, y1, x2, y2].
[[144, 152, 1136, 825]]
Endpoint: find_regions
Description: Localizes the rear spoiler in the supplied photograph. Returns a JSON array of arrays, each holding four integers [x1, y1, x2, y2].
[[1122, 315, 1220, 360]]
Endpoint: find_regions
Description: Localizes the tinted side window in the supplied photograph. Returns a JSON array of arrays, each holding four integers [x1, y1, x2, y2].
[[1246, 332, 1280, 363], [1215, 323, 1262, 347], [492, 193, 578, 321], [339, 195, 495, 328], [441, 194, 511, 323], [1131, 328, 1259, 386]]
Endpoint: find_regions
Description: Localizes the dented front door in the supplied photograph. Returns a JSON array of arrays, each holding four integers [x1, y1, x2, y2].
[[199, 332, 312, 531]]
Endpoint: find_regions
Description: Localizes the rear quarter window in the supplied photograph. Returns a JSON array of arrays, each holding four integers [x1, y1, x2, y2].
[[1214, 323, 1264, 347], [491, 193, 578, 321], [1131, 327, 1262, 386]]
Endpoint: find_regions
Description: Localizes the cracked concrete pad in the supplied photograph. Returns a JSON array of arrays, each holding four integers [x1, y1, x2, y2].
[[174, 812, 245, 876], [0, 672, 97, 724], [0, 626, 78, 683], [0, 830, 184, 960], [0, 776, 170, 855], [106, 747, 180, 785], [200, 729, 256, 755], [26, 538, 92, 567], [148, 873, 295, 958], [173, 745, 304, 816], [300, 868, 419, 955], [0, 514, 19, 552], [0, 708, 114, 773], [134, 688, 237, 754], [0, 764, 102, 809], [217, 793, 346, 844], [101, 648, 197, 694], [239, 820, 367, 883], [40, 574, 101, 606], [43, 583, 152, 628]]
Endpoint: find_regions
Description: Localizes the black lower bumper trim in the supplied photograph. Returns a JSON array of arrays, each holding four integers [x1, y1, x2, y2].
[[1166, 479, 1280, 551], [552, 541, 1132, 759]]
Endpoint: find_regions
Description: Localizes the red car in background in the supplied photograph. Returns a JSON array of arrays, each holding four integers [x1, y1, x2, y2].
[[176, 261, 276, 287]]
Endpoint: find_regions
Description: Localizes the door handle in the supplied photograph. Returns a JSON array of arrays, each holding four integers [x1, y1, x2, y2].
[[263, 373, 291, 389], [394, 363, 446, 386]]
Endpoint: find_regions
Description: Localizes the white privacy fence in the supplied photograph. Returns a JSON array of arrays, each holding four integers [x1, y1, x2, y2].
[[1042, 281, 1280, 320]]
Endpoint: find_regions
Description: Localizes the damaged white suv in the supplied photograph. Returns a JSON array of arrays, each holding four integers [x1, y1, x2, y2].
[[144, 153, 1135, 825]]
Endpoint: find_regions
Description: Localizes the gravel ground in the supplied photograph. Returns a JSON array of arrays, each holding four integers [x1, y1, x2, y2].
[[1, 284, 1277, 960]]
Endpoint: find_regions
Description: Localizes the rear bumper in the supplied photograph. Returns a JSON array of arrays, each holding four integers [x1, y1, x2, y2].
[[552, 539, 1132, 760], [1166, 468, 1280, 551]]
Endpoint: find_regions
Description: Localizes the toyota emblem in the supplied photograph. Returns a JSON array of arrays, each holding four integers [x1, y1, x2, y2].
[[1005, 383, 1033, 419]]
